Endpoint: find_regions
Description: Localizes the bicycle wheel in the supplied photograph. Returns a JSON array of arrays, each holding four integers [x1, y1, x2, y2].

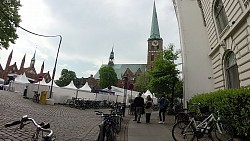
[[175, 113, 189, 123], [105, 127, 116, 141], [33, 95, 36, 102], [172, 121, 196, 141], [210, 122, 233, 141], [115, 116, 122, 133]]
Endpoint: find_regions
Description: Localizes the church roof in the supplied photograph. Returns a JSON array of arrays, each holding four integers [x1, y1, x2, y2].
[[94, 64, 147, 79], [149, 1, 161, 40]]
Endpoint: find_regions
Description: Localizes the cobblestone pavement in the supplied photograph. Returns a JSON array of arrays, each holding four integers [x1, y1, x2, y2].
[[0, 91, 111, 141]]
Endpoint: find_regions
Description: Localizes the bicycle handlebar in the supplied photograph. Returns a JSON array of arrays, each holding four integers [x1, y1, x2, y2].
[[95, 111, 120, 117], [5, 115, 54, 139], [5, 120, 21, 127]]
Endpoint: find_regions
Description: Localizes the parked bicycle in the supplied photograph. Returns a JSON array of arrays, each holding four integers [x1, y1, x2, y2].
[[95, 108, 123, 141], [33, 91, 40, 103], [172, 106, 234, 141], [5, 115, 56, 141], [174, 103, 207, 123]]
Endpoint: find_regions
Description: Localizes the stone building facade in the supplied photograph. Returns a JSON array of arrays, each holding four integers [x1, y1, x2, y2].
[[173, 0, 250, 104]]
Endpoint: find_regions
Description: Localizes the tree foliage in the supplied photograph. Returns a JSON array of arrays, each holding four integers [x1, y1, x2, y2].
[[99, 66, 118, 89], [134, 71, 151, 92], [175, 79, 183, 98], [55, 69, 76, 87], [0, 0, 22, 49], [148, 43, 180, 97]]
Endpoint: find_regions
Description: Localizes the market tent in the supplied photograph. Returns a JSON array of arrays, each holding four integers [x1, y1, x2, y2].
[[79, 82, 91, 92], [103, 86, 124, 96], [64, 81, 77, 90], [15, 73, 30, 84], [37, 78, 48, 85], [12, 73, 30, 93], [143, 90, 158, 104], [47, 80, 59, 87], [143, 90, 153, 98]]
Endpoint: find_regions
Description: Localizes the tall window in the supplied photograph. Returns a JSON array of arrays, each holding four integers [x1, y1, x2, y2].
[[214, 0, 228, 34], [151, 54, 154, 61], [225, 52, 240, 88]]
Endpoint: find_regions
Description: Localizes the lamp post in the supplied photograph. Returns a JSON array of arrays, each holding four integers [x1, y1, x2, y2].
[[122, 76, 128, 117], [49, 35, 62, 98]]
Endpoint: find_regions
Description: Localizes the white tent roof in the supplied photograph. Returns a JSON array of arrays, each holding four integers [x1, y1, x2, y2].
[[103, 86, 124, 95], [79, 82, 91, 92], [39, 78, 48, 85], [46, 80, 59, 87], [15, 73, 30, 84], [143, 90, 153, 98], [64, 81, 76, 89]]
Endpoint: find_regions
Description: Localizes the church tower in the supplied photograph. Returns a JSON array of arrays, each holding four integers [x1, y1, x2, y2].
[[5, 50, 13, 70], [147, 1, 163, 69], [108, 47, 114, 66], [30, 50, 36, 68]]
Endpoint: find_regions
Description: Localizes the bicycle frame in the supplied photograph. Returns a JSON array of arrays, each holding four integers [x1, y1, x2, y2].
[[185, 112, 224, 134]]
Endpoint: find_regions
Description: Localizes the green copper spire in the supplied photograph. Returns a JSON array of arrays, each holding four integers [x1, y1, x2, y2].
[[30, 48, 36, 68], [150, 1, 161, 39]]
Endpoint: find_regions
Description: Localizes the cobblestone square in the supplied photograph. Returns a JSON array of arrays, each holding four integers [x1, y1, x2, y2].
[[0, 91, 109, 141]]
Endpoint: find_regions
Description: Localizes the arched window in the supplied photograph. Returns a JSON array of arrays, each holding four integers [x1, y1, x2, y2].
[[214, 0, 228, 34], [225, 51, 240, 88]]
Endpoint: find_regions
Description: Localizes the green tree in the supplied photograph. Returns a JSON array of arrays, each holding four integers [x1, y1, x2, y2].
[[99, 66, 118, 89], [55, 69, 76, 87], [134, 71, 151, 92], [148, 43, 180, 98], [0, 0, 22, 49], [174, 79, 183, 98]]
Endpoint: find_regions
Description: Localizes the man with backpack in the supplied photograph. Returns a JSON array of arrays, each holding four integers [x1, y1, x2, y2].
[[158, 94, 169, 124]]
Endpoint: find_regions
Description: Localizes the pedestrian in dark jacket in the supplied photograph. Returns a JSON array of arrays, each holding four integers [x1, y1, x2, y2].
[[158, 94, 168, 124], [133, 92, 144, 123]]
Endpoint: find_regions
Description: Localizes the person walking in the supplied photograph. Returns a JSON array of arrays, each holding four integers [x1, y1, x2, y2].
[[133, 92, 144, 123], [158, 94, 168, 124], [144, 95, 153, 123]]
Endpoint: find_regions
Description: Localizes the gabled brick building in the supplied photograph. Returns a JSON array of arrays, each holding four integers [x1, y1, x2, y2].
[[0, 50, 51, 84]]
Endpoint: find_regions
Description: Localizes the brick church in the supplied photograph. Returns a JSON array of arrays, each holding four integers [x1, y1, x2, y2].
[[0, 50, 51, 84], [94, 1, 163, 89]]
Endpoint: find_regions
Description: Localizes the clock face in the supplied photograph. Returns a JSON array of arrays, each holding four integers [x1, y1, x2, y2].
[[152, 40, 159, 46]]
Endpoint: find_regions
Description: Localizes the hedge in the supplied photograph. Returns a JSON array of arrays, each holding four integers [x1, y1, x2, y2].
[[188, 87, 250, 137]]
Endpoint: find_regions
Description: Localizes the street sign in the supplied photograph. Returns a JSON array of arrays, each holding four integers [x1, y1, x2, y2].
[[38, 76, 43, 81]]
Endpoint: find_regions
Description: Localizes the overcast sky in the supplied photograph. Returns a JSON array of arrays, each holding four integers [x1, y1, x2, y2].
[[1, 0, 180, 79]]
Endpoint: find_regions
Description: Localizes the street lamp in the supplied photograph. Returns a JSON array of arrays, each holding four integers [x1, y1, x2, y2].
[[49, 35, 62, 98], [122, 75, 128, 116]]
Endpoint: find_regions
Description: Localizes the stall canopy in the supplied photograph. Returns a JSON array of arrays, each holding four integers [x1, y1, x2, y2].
[[47, 80, 59, 87], [143, 90, 153, 98], [15, 73, 30, 84], [79, 82, 91, 92], [64, 81, 76, 89]]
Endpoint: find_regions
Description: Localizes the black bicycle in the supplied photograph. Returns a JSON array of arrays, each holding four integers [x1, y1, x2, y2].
[[5, 115, 56, 141], [95, 110, 120, 141]]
